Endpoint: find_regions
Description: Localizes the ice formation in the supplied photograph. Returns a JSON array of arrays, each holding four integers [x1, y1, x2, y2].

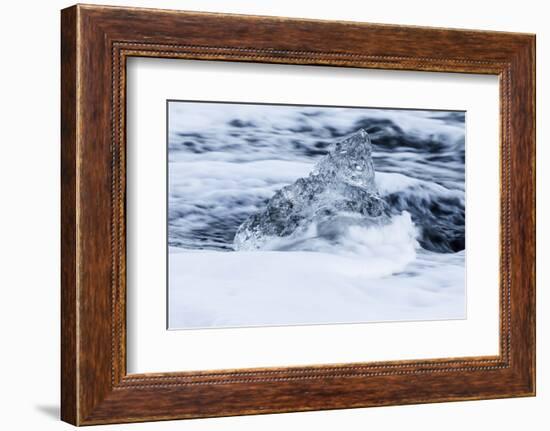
[[233, 129, 390, 251]]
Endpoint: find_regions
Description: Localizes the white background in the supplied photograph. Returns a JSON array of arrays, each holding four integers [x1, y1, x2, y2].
[[128, 59, 499, 373], [0, 0, 546, 430]]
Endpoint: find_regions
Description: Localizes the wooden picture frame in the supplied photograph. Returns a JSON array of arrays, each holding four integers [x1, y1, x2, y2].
[[61, 4, 535, 425]]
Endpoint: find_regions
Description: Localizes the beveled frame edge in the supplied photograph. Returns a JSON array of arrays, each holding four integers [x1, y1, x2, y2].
[[61, 4, 535, 426]]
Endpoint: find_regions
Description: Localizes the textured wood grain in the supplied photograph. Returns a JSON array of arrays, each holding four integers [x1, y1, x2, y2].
[[61, 4, 535, 425]]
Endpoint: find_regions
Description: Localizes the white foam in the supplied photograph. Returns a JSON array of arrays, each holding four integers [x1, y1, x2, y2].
[[168, 244, 464, 329]]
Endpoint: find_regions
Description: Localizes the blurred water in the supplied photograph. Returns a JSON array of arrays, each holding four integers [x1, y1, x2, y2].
[[168, 102, 465, 254]]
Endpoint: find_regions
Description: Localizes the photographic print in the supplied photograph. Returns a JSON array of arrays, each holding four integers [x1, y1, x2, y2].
[[167, 101, 466, 329]]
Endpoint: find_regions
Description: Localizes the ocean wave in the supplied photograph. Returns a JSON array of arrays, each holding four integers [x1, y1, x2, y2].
[[169, 103, 465, 186], [168, 103, 465, 255], [250, 212, 418, 277], [168, 161, 464, 254], [377, 172, 464, 253]]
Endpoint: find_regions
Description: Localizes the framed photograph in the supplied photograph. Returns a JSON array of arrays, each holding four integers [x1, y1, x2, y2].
[[61, 4, 536, 425]]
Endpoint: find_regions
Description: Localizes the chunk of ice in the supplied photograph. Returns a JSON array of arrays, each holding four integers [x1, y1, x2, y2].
[[233, 129, 390, 251]]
